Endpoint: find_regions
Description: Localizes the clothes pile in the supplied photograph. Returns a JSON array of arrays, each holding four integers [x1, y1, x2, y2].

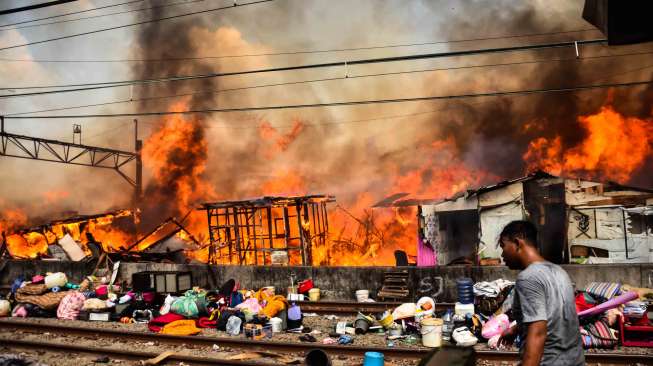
[[0, 271, 295, 341]]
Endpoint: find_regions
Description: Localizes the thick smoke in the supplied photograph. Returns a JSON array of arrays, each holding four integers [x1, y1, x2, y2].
[[423, 0, 653, 183], [130, 0, 653, 223], [132, 1, 216, 230]]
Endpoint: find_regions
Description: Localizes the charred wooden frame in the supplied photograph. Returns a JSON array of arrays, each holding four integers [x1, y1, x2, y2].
[[201, 195, 334, 265]]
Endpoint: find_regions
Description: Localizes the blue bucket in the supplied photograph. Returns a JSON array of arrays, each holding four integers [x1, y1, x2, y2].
[[363, 352, 384, 366]]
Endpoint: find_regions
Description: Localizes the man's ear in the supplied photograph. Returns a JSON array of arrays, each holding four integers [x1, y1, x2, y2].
[[514, 236, 526, 251]]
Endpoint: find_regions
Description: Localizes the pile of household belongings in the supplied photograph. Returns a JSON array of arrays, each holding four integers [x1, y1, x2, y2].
[[0, 272, 119, 320], [470, 280, 653, 350], [316, 294, 443, 347], [146, 280, 295, 337], [0, 274, 296, 340]]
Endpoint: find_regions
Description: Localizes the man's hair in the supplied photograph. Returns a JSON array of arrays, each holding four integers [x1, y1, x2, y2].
[[500, 220, 538, 246]]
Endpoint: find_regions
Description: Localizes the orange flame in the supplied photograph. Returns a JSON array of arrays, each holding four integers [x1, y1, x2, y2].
[[2, 210, 136, 258], [524, 105, 653, 183]]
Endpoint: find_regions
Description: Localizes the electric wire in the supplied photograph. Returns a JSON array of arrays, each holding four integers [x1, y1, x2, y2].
[[0, 38, 607, 96], [0, 0, 275, 52], [0, 0, 142, 28], [7, 48, 653, 116], [0, 27, 600, 62], [5, 78, 653, 120], [0, 0, 77, 16], [11, 60, 652, 141], [0, 0, 210, 32]]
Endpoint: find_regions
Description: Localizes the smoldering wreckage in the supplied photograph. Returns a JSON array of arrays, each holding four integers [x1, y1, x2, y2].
[[0, 170, 652, 365]]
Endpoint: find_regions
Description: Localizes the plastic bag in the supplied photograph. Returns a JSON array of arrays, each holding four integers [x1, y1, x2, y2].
[[170, 289, 207, 318], [226, 315, 242, 335]]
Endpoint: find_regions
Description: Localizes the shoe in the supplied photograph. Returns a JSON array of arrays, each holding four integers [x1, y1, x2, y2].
[[299, 334, 317, 342], [452, 326, 478, 347]]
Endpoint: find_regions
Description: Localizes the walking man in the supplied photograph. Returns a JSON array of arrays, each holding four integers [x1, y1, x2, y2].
[[499, 220, 584, 366]]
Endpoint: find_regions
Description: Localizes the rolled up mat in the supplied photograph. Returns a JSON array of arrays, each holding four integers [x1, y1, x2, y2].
[[578, 291, 638, 318]]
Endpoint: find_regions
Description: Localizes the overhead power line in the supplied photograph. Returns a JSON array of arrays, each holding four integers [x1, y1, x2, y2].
[[0, 27, 599, 61], [0, 38, 607, 97], [1, 0, 209, 32], [14, 57, 647, 133], [8, 49, 653, 116], [5, 78, 652, 119], [0, 0, 77, 16], [0, 0, 142, 28], [0, 0, 275, 52]]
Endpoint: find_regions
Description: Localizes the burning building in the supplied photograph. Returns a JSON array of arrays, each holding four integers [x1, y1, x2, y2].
[[1, 209, 135, 260], [414, 171, 653, 266], [201, 195, 334, 265]]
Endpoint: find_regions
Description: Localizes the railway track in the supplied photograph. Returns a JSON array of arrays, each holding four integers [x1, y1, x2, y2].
[[0, 338, 268, 366], [0, 319, 427, 359], [298, 300, 454, 315], [1, 319, 651, 365]]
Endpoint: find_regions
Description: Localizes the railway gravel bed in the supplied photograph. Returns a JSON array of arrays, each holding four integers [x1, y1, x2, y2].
[[2, 317, 653, 365]]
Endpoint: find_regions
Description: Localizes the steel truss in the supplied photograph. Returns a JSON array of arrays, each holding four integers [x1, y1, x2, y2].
[[1, 117, 140, 188]]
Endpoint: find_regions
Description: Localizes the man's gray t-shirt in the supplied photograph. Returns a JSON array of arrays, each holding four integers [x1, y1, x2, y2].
[[513, 261, 584, 366]]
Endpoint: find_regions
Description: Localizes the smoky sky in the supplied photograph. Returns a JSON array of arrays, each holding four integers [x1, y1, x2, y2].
[[2, 0, 653, 227], [417, 0, 653, 182]]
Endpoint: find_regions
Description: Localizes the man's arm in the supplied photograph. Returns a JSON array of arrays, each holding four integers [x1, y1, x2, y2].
[[522, 320, 547, 366]]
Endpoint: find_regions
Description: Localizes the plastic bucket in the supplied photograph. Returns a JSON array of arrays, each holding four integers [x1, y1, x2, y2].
[[269, 317, 283, 333], [456, 277, 474, 304], [388, 325, 402, 336], [363, 352, 384, 366], [354, 318, 370, 334], [355, 289, 369, 302], [420, 318, 443, 348], [378, 311, 394, 329], [308, 288, 321, 301]]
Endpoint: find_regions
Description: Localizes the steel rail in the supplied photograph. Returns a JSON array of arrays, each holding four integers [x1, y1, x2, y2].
[[299, 301, 454, 315], [0, 319, 428, 359], [2, 320, 651, 364], [476, 350, 653, 364], [0, 338, 277, 366]]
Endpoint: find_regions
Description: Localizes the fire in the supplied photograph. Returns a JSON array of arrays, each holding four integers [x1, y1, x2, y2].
[[141, 101, 216, 239], [0, 208, 27, 234], [314, 137, 489, 266], [3, 210, 136, 258], [261, 170, 307, 196], [258, 119, 305, 158], [142, 104, 216, 215], [524, 105, 653, 183], [6, 233, 48, 259]]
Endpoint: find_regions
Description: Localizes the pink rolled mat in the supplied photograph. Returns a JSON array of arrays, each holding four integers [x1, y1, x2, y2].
[[578, 291, 639, 318]]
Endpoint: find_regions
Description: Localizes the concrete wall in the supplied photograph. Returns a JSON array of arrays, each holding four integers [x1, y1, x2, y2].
[[2, 259, 652, 302]]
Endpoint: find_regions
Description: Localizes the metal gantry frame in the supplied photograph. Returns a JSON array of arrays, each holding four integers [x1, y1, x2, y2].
[[201, 195, 334, 265], [0, 116, 142, 202]]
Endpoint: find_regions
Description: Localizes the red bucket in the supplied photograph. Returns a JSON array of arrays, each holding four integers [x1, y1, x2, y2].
[[298, 279, 314, 294]]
